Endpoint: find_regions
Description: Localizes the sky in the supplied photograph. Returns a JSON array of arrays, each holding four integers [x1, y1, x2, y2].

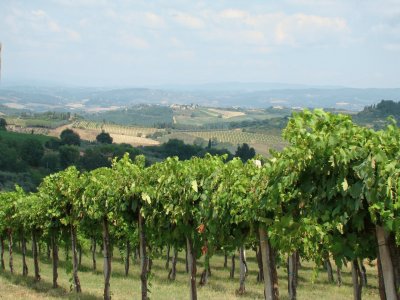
[[1, 0, 400, 88]]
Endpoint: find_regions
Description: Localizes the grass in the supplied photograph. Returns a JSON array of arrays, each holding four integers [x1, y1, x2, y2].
[[0, 246, 380, 300], [5, 117, 69, 129], [0, 130, 55, 143]]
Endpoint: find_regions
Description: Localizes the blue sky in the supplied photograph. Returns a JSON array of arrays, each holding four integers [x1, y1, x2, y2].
[[1, 0, 400, 87]]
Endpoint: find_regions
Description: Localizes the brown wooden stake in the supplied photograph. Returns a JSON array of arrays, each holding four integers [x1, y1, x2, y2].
[[71, 225, 82, 293], [102, 217, 111, 300]]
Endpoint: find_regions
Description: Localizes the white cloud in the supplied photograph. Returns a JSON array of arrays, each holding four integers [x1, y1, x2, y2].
[[201, 10, 348, 48], [1, 0, 396, 87], [170, 37, 184, 47], [172, 12, 205, 29], [31, 9, 47, 18], [120, 33, 149, 49], [202, 29, 266, 47], [48, 20, 61, 32], [104, 10, 166, 29], [241, 30, 265, 44], [2, 7, 82, 45], [143, 12, 165, 29], [220, 9, 248, 20], [273, 14, 349, 46], [66, 29, 81, 42]]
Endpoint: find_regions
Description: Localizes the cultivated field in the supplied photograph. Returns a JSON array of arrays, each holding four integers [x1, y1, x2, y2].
[[206, 108, 246, 118], [172, 107, 278, 127], [158, 130, 286, 156], [46, 122, 162, 146], [71, 121, 162, 137]]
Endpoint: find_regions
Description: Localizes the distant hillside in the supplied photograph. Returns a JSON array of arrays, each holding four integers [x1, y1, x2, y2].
[[353, 100, 400, 129], [1, 85, 399, 112]]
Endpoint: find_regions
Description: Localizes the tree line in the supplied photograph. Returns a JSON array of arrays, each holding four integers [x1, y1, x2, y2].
[[0, 125, 238, 191]]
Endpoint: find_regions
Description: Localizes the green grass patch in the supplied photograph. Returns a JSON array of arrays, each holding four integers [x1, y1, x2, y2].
[[0, 130, 54, 144], [0, 246, 380, 300]]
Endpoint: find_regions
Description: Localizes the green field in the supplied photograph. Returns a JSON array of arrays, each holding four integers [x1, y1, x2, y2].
[[2, 104, 291, 157], [158, 130, 286, 156], [72, 121, 163, 138], [69, 120, 286, 156], [173, 107, 290, 128], [5, 117, 70, 129], [0, 246, 380, 300], [0, 130, 55, 144], [84, 105, 174, 127]]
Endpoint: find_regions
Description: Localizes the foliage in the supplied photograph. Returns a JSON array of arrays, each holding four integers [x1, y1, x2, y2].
[[40, 152, 60, 172], [96, 131, 113, 144], [60, 129, 81, 146], [20, 138, 45, 167], [59, 145, 80, 169], [235, 143, 256, 162], [0, 118, 7, 130], [353, 99, 400, 129], [39, 166, 86, 227], [1, 109, 400, 299], [0, 143, 19, 171]]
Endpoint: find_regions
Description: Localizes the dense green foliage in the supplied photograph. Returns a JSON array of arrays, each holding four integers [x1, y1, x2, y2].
[[0, 131, 55, 190], [1, 109, 399, 300], [60, 129, 81, 146], [353, 100, 400, 129], [0, 118, 6, 130], [0, 128, 233, 191], [96, 131, 113, 144], [235, 143, 256, 162]]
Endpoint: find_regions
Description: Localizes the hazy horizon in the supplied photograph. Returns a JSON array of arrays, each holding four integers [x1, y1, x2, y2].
[[1, 0, 400, 89]]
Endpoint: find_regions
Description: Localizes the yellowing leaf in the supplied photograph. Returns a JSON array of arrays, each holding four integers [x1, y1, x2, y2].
[[342, 178, 349, 191], [142, 192, 151, 204], [371, 159, 376, 169], [191, 180, 198, 192], [336, 223, 344, 234]]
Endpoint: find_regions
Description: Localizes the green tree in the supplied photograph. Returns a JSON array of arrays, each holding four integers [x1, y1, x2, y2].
[[96, 131, 113, 144], [235, 143, 255, 162], [39, 167, 86, 293], [20, 139, 44, 167], [0, 144, 18, 171], [40, 153, 60, 172], [60, 129, 81, 146], [0, 118, 7, 130], [59, 145, 80, 168], [193, 137, 206, 147], [145, 155, 224, 300], [15, 192, 47, 281], [207, 138, 212, 149], [161, 139, 202, 160], [111, 154, 147, 299], [83, 167, 116, 300], [79, 148, 109, 170], [0, 187, 24, 274]]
